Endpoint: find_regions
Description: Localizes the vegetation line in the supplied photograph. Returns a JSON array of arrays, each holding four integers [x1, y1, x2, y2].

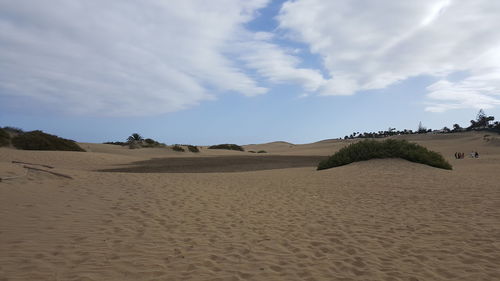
[[341, 109, 499, 140], [208, 144, 244, 151]]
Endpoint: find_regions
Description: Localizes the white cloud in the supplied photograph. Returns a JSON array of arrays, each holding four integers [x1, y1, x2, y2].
[[3, 0, 500, 116], [237, 34, 326, 92], [0, 0, 270, 116], [278, 0, 500, 111], [425, 70, 500, 112]]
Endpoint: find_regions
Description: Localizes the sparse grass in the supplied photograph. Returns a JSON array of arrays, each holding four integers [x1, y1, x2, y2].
[[128, 142, 141, 149], [172, 144, 185, 152], [248, 150, 256, 153], [257, 150, 267, 153], [187, 145, 200, 153], [208, 144, 244, 151], [0, 128, 10, 147], [317, 139, 452, 170], [11, 130, 85, 151]]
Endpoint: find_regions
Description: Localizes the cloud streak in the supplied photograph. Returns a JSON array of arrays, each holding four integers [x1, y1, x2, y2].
[[278, 0, 500, 111], [237, 32, 326, 92], [0, 0, 270, 116]]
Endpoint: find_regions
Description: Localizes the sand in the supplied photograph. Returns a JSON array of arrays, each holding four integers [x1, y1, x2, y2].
[[1, 132, 499, 280], [98, 155, 328, 173]]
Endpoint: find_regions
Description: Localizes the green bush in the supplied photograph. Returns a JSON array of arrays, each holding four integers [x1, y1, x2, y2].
[[2, 126, 24, 135], [172, 144, 185, 152], [187, 145, 199, 153], [109, 135, 165, 148], [0, 128, 10, 147], [143, 138, 165, 148], [208, 144, 244, 151], [257, 150, 267, 153], [248, 150, 256, 153], [11, 130, 85, 151], [317, 139, 452, 170], [144, 138, 157, 145]]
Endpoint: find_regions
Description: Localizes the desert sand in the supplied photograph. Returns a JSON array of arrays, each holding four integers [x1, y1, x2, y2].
[[1, 132, 499, 280]]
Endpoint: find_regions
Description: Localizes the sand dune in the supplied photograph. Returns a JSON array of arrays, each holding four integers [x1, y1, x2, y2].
[[244, 139, 349, 156], [1, 132, 499, 280]]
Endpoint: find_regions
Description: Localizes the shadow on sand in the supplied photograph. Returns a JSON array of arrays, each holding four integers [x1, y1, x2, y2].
[[98, 155, 328, 173]]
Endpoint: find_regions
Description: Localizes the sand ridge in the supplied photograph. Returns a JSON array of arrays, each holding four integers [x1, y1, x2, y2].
[[1, 132, 499, 280]]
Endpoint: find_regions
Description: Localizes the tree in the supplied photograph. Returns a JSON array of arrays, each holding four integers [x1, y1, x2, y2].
[[477, 109, 486, 121], [470, 109, 494, 129], [452, 123, 462, 132], [126, 133, 143, 149], [127, 133, 143, 143], [418, 122, 427, 133]]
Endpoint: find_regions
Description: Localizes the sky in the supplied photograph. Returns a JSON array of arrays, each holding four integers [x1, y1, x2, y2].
[[1, 0, 500, 145]]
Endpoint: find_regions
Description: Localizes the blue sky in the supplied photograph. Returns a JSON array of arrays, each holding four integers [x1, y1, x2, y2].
[[1, 0, 500, 145]]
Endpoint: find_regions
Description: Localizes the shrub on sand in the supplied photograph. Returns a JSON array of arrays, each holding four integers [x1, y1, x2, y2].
[[103, 141, 127, 146], [187, 145, 200, 153], [257, 150, 267, 153], [11, 130, 85, 151], [172, 144, 185, 152], [126, 133, 143, 149], [208, 144, 244, 151], [128, 142, 141, 149], [143, 138, 165, 148], [317, 139, 452, 170], [0, 128, 10, 147], [2, 126, 24, 136], [123, 134, 166, 149]]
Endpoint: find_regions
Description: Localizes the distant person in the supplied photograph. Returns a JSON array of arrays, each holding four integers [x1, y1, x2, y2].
[[454, 152, 458, 159], [470, 151, 475, 158], [475, 151, 479, 158]]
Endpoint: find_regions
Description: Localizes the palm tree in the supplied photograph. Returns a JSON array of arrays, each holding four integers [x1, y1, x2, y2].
[[127, 133, 143, 143]]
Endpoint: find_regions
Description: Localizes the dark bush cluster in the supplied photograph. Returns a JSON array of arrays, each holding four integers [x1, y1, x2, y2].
[[11, 130, 85, 152], [317, 139, 452, 170], [103, 141, 127, 146], [143, 138, 165, 148], [208, 144, 244, 151], [187, 145, 200, 153], [257, 150, 267, 153], [117, 133, 166, 149], [342, 109, 500, 141], [0, 128, 10, 147], [171, 144, 185, 152], [2, 126, 24, 135]]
